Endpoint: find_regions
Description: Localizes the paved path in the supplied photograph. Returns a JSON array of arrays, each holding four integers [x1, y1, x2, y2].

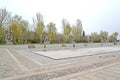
[[0, 43, 120, 80]]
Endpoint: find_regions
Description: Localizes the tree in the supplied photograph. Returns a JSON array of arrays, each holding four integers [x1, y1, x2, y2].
[[0, 26, 6, 44], [9, 22, 21, 43], [76, 19, 83, 42], [27, 31, 38, 43], [109, 32, 118, 42], [72, 25, 77, 42], [0, 8, 11, 44], [91, 32, 100, 42], [0, 27, 4, 40], [0, 8, 11, 28], [100, 30, 108, 43], [113, 32, 118, 42], [71, 19, 83, 43], [34, 13, 45, 43], [109, 35, 114, 42], [62, 20, 72, 43], [9, 15, 28, 44], [56, 33, 65, 43], [19, 21, 28, 43], [47, 22, 57, 43]]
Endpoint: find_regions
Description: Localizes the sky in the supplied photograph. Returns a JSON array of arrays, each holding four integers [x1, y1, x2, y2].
[[0, 0, 120, 36]]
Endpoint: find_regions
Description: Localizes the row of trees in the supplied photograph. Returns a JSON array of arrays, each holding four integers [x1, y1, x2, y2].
[[90, 31, 118, 43], [0, 8, 119, 44]]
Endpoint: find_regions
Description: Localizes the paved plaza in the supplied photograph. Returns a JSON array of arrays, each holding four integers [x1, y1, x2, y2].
[[0, 43, 120, 80]]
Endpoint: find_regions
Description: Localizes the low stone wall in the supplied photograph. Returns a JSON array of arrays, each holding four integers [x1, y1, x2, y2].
[[28, 44, 35, 48]]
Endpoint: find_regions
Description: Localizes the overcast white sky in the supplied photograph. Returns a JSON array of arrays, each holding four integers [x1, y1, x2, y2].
[[0, 0, 120, 35]]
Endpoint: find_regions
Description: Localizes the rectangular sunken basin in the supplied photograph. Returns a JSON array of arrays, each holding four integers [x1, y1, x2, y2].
[[32, 47, 120, 60]]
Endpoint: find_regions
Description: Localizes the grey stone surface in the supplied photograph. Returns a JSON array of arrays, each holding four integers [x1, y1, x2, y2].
[[0, 43, 120, 80]]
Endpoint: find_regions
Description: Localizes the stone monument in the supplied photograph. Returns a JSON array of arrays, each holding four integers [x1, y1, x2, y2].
[[44, 34, 49, 48], [6, 31, 13, 45]]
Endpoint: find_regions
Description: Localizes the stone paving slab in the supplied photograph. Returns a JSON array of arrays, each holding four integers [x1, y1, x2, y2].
[[82, 74, 103, 80], [51, 62, 120, 80], [69, 76, 89, 80], [98, 70, 120, 78], [8, 49, 41, 69], [0, 49, 21, 78], [91, 72, 120, 80]]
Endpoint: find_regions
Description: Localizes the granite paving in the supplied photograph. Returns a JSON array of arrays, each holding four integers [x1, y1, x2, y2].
[[0, 43, 120, 80]]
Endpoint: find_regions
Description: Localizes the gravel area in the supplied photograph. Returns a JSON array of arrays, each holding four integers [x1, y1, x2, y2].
[[13, 58, 120, 80]]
